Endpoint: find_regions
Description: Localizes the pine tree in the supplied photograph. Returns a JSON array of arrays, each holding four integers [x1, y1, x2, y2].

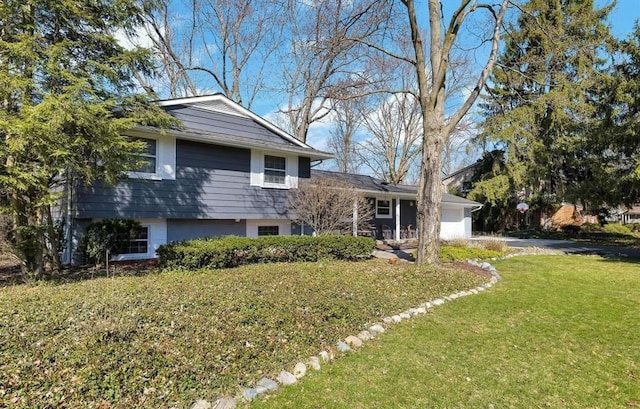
[[478, 0, 619, 223], [0, 0, 173, 278]]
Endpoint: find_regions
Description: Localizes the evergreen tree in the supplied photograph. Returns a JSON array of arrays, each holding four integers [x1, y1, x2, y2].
[[478, 0, 621, 223], [0, 0, 173, 278], [595, 23, 640, 208]]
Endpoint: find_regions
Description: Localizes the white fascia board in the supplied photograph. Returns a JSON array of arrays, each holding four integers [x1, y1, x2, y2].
[[441, 201, 480, 209]]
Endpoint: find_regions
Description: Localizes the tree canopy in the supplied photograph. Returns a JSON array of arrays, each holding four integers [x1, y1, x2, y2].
[[0, 0, 173, 278], [475, 0, 640, 227]]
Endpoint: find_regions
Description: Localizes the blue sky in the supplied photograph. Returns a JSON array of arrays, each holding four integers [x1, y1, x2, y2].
[[302, 1, 639, 156], [603, 0, 639, 38]]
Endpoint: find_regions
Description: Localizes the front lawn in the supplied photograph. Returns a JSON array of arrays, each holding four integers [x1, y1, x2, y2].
[[251, 255, 640, 408], [0, 259, 485, 408]]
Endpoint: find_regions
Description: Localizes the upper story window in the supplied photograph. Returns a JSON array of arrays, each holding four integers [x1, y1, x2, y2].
[[125, 134, 176, 181], [250, 150, 298, 189], [264, 155, 286, 185], [376, 199, 392, 218], [134, 138, 157, 174]]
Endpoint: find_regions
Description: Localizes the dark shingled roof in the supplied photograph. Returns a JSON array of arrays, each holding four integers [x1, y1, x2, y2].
[[311, 170, 482, 207]]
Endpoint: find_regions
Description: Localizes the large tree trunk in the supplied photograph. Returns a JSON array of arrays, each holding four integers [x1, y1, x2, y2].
[[403, 0, 508, 264], [416, 117, 446, 264]]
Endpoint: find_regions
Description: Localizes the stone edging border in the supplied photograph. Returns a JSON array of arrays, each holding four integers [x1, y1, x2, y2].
[[187, 259, 503, 409]]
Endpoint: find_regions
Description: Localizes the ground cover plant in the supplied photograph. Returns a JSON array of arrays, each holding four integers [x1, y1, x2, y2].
[[250, 255, 640, 409], [410, 240, 506, 262], [0, 259, 486, 408]]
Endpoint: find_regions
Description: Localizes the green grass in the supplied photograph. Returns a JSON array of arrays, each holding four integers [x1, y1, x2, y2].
[[250, 255, 640, 409], [0, 260, 485, 408]]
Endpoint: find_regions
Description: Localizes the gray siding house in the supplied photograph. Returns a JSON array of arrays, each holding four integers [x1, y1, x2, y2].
[[311, 170, 482, 241], [62, 94, 482, 263], [64, 94, 332, 262]]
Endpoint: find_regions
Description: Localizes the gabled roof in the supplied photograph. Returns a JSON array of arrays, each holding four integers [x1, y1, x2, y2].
[[442, 162, 479, 181], [154, 94, 333, 160], [311, 170, 482, 207]]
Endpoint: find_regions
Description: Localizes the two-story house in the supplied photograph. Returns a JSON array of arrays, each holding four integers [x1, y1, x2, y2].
[[63, 94, 332, 262], [62, 94, 481, 263]]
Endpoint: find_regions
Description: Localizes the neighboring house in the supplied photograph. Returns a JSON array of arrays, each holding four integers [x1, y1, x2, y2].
[[61, 94, 482, 263], [313, 170, 482, 241], [442, 162, 479, 194], [620, 205, 640, 224]]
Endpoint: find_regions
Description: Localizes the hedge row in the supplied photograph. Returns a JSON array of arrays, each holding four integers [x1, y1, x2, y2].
[[157, 235, 376, 269]]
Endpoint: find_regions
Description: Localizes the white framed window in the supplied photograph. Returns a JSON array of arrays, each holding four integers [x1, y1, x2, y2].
[[376, 199, 392, 218], [264, 155, 286, 185], [125, 226, 149, 254], [109, 219, 168, 261], [125, 133, 176, 181], [250, 150, 298, 189], [134, 138, 157, 174], [257, 225, 279, 236], [246, 219, 291, 237]]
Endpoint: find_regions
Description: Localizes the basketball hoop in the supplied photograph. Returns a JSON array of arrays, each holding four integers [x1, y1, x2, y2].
[[517, 202, 529, 214]]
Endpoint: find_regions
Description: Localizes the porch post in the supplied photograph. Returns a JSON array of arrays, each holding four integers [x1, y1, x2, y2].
[[395, 197, 401, 240], [353, 199, 358, 236]]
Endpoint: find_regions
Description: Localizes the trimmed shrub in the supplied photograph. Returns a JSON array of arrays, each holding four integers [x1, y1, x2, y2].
[[157, 235, 375, 270]]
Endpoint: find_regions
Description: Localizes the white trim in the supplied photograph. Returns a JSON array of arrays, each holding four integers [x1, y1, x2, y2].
[[110, 219, 167, 261], [395, 197, 401, 241], [375, 198, 393, 219], [250, 150, 298, 189], [246, 219, 292, 238], [125, 132, 176, 181]]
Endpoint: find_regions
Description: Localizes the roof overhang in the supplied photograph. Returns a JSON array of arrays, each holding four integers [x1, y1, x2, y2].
[[155, 94, 316, 151], [131, 126, 334, 161]]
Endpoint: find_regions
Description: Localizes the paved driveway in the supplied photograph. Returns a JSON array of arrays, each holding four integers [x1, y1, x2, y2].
[[472, 237, 640, 259]]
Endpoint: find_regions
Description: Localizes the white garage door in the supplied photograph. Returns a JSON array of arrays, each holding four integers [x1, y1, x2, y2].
[[441, 207, 465, 239]]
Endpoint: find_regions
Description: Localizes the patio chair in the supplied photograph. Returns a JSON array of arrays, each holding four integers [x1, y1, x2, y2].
[[381, 225, 392, 240], [406, 224, 415, 238]]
